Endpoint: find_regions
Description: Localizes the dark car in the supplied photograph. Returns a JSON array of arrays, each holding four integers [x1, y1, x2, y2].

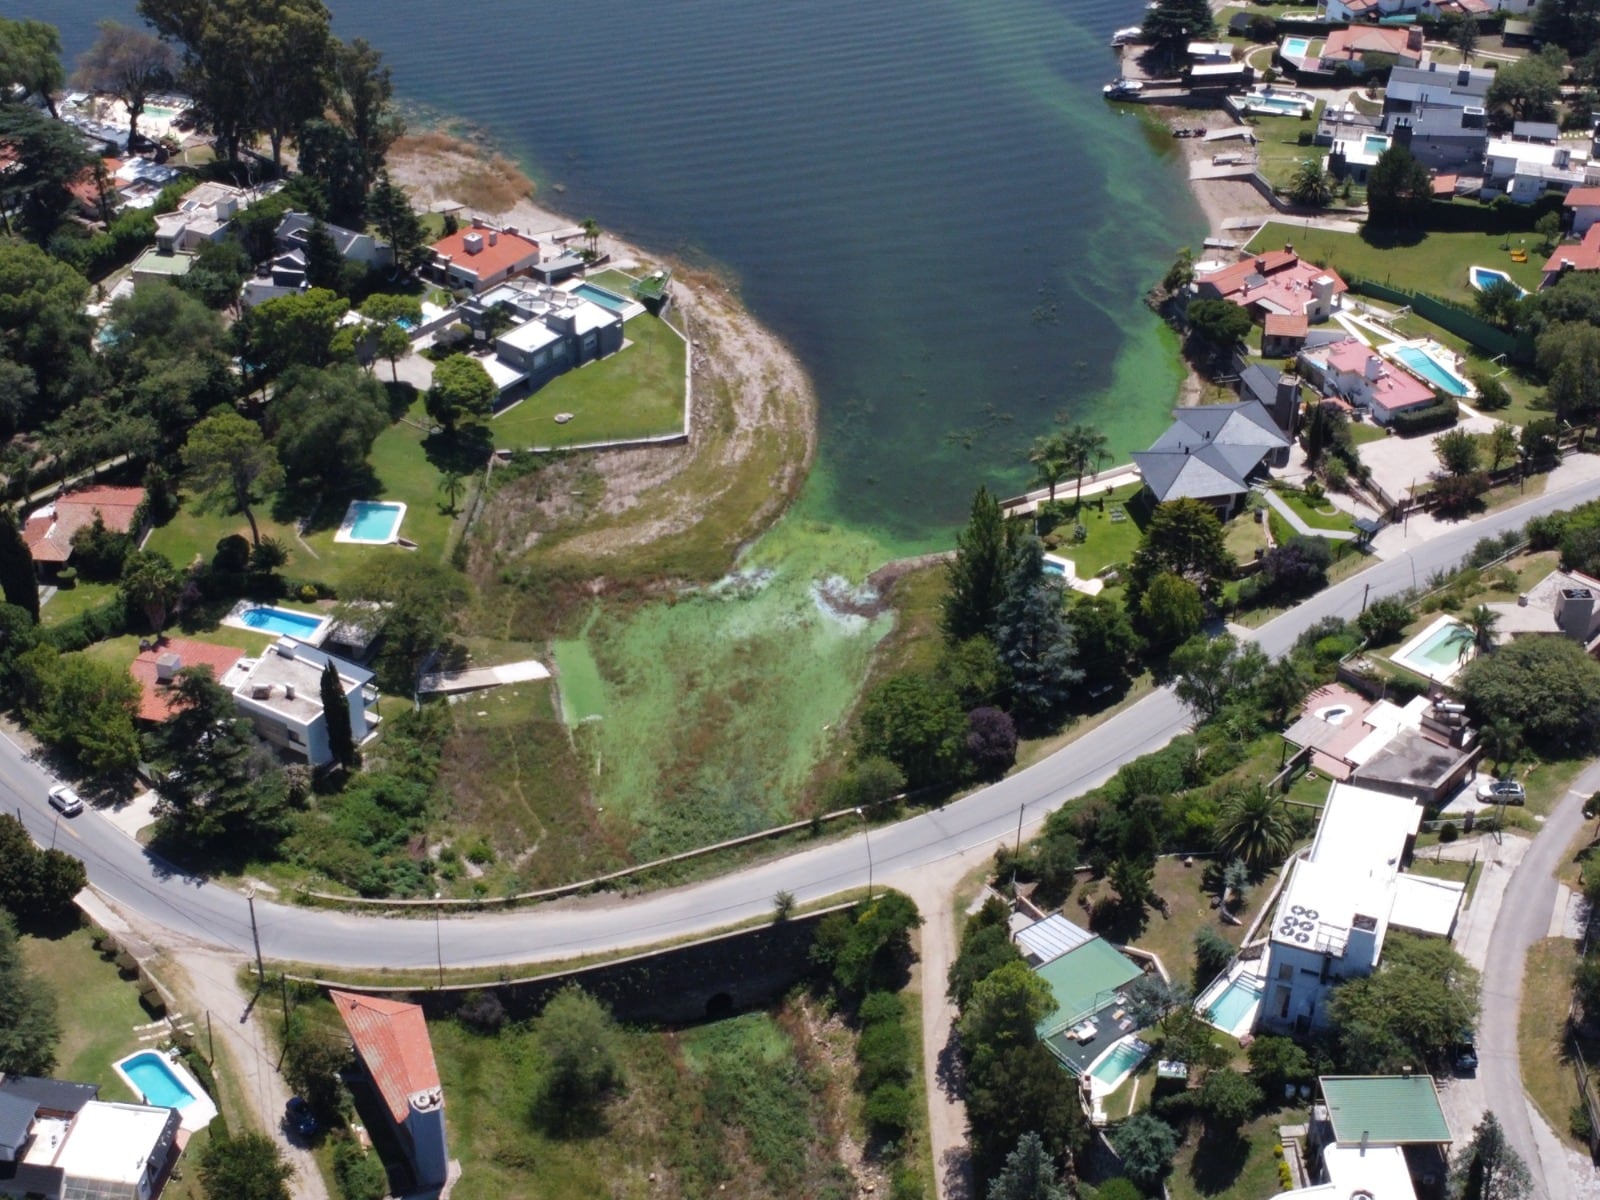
[[1454, 1036, 1478, 1073], [285, 1096, 319, 1138]]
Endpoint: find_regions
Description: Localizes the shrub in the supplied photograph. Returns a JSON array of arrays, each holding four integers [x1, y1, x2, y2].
[[864, 1083, 913, 1138], [332, 1137, 387, 1200], [1439, 821, 1459, 843], [1389, 399, 1459, 436], [55, 568, 76, 587]]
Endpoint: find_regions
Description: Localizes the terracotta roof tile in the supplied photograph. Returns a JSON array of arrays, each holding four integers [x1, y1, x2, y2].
[[1565, 187, 1600, 208], [128, 639, 245, 723], [1264, 312, 1308, 336], [430, 226, 540, 283], [330, 991, 442, 1125], [23, 486, 144, 564], [1543, 224, 1600, 276]]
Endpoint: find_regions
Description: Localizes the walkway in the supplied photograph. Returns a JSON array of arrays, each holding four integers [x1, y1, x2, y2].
[[418, 659, 550, 694], [1258, 487, 1358, 541]]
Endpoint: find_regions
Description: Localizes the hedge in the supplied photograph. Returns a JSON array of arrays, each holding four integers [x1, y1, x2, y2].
[[43, 598, 130, 653], [1389, 399, 1461, 436]]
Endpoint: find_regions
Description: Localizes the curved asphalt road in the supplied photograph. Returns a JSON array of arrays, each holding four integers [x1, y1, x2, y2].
[[2, 474, 1598, 973]]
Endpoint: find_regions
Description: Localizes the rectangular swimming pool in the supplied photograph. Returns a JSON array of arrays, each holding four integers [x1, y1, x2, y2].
[[336, 499, 407, 544], [1205, 978, 1263, 1034], [240, 606, 324, 639], [1392, 345, 1469, 397], [1363, 134, 1390, 156], [1391, 614, 1475, 681], [1281, 36, 1312, 57], [574, 282, 632, 312]]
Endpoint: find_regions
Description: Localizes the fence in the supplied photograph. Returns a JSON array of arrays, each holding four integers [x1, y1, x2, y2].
[[1344, 277, 1534, 363]]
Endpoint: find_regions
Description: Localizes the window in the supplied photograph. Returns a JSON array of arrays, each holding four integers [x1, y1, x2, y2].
[[286, 729, 303, 745]]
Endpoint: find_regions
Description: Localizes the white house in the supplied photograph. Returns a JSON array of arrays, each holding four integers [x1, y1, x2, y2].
[[1257, 783, 1465, 1036], [0, 1075, 182, 1200], [153, 180, 254, 253], [1566, 186, 1600, 236], [1485, 136, 1600, 202], [230, 638, 376, 767], [1296, 338, 1437, 424], [1187, 40, 1233, 64]]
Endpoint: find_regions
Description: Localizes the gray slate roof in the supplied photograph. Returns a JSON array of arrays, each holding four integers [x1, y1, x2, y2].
[[0, 1092, 34, 1161], [1386, 63, 1491, 102], [1134, 400, 1289, 504], [276, 211, 367, 259]]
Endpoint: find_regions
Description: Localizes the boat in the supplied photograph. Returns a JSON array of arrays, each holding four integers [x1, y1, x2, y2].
[[1110, 26, 1143, 46], [1103, 79, 1144, 98]]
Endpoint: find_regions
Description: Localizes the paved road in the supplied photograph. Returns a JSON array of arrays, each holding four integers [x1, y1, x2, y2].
[[3, 473, 1600, 972], [1479, 765, 1599, 1198]]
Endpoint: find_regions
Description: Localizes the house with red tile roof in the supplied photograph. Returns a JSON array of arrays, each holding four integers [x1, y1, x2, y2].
[[1541, 225, 1600, 289], [1565, 186, 1600, 236], [128, 639, 246, 723], [1319, 25, 1425, 72], [1297, 338, 1437, 424], [1193, 249, 1348, 323], [1262, 311, 1309, 358], [22, 485, 145, 574], [430, 222, 541, 291], [331, 991, 449, 1192]]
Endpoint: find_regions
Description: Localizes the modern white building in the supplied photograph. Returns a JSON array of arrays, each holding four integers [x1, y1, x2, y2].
[[0, 1075, 182, 1200], [229, 638, 377, 767], [1257, 783, 1465, 1035], [1485, 136, 1600, 202], [1283, 1075, 1454, 1200]]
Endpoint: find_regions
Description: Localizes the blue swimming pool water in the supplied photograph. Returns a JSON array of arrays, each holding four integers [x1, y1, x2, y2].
[[348, 501, 404, 541], [1091, 1040, 1147, 1084], [1251, 95, 1309, 114], [1410, 620, 1471, 668], [1363, 134, 1389, 155], [121, 1052, 197, 1109], [1470, 266, 1525, 296], [241, 607, 324, 639], [1206, 979, 1263, 1032], [1281, 36, 1311, 57], [395, 316, 416, 330], [1042, 560, 1066, 576], [1392, 345, 1469, 396], [574, 283, 631, 312]]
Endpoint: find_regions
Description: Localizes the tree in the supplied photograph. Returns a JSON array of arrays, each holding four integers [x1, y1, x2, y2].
[[0, 19, 65, 117], [1069, 593, 1140, 685], [949, 910, 1024, 1008], [1458, 634, 1600, 750], [266, 365, 389, 484], [1288, 158, 1333, 208], [1480, 717, 1522, 776], [426, 355, 497, 433], [1536, 210, 1563, 252], [1214, 782, 1295, 870], [1142, 0, 1216, 62], [1111, 1113, 1179, 1191], [239, 0, 332, 169], [1186, 299, 1253, 349], [1198, 1068, 1263, 1133], [1193, 926, 1235, 991], [1474, 279, 1526, 332], [1247, 1035, 1312, 1098], [813, 892, 923, 995], [321, 659, 355, 768], [321, 37, 402, 217], [1358, 596, 1412, 644], [1171, 633, 1268, 722], [235, 288, 350, 382], [1454, 15, 1480, 61], [1139, 571, 1204, 648], [1058, 423, 1110, 508], [18, 649, 141, 774], [301, 219, 344, 291], [987, 1131, 1069, 1200], [965, 1043, 1087, 1187], [183, 411, 284, 547], [367, 172, 429, 272], [340, 556, 469, 692], [1366, 145, 1434, 228], [119, 549, 183, 632], [438, 471, 467, 516], [1521, 417, 1561, 467], [1486, 423, 1520, 473], [198, 1131, 293, 1200], [1487, 51, 1564, 122], [1450, 1112, 1533, 1200], [282, 1009, 351, 1115], [1331, 933, 1479, 1070], [856, 672, 967, 788], [72, 22, 175, 150], [1128, 498, 1232, 604], [102, 284, 234, 445], [966, 706, 1018, 778], [994, 535, 1081, 726], [0, 510, 38, 624], [959, 960, 1055, 1061], [360, 294, 422, 381], [581, 217, 602, 259], [1436, 428, 1481, 477], [1027, 431, 1071, 503], [0, 815, 86, 915], [1464, 604, 1500, 654], [1256, 655, 1310, 724], [943, 486, 1010, 642], [0, 911, 58, 1076], [0, 103, 92, 237], [0, 240, 93, 433], [533, 986, 624, 1131], [180, 237, 253, 311]]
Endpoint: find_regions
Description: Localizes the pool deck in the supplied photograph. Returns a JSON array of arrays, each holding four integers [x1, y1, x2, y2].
[[220, 600, 333, 646], [1388, 613, 1474, 683], [334, 499, 408, 545]]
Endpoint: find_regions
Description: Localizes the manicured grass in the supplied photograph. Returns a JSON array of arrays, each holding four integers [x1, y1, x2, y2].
[[490, 312, 687, 449], [1116, 856, 1282, 992], [1521, 938, 1589, 1152], [1406, 853, 1483, 908], [1247, 220, 1549, 303], [1168, 1107, 1305, 1200], [40, 580, 122, 626], [1347, 420, 1388, 446], [428, 997, 866, 1200], [1039, 482, 1149, 578], [19, 923, 156, 1105], [1271, 486, 1358, 535], [1224, 509, 1270, 565], [1246, 115, 1329, 193]]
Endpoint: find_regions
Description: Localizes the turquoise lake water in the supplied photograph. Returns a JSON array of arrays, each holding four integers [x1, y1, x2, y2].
[[34, 0, 1204, 547]]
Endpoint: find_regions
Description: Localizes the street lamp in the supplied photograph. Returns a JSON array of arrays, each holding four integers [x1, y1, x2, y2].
[[855, 808, 874, 901]]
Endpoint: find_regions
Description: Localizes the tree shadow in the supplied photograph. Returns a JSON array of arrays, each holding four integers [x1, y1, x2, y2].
[[382, 380, 418, 421], [422, 425, 494, 477], [1357, 223, 1426, 251], [1188, 1127, 1251, 1196], [1088, 894, 1152, 943], [936, 1022, 966, 1102]]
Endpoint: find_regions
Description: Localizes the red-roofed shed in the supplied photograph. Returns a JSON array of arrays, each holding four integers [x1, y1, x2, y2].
[[1566, 186, 1600, 236], [1542, 225, 1600, 289]]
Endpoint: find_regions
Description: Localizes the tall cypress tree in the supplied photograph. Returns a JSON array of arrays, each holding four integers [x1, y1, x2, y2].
[[0, 510, 38, 624], [320, 658, 355, 767], [942, 486, 1009, 643]]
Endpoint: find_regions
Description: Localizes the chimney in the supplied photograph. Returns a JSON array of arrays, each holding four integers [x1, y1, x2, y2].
[[1463, 106, 1485, 130], [488, 230, 499, 246], [1428, 61, 1437, 72], [1274, 373, 1300, 436], [1558, 586, 1596, 641], [463, 232, 484, 256], [284, 684, 296, 701], [1458, 67, 1471, 86], [1365, 355, 1381, 382], [155, 652, 182, 683]]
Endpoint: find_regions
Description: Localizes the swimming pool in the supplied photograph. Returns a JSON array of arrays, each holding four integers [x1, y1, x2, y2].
[[336, 499, 407, 545], [1205, 978, 1263, 1034], [574, 282, 632, 312], [1280, 36, 1311, 58], [1363, 134, 1390, 156], [114, 1051, 219, 1132], [1251, 95, 1310, 114], [1391, 344, 1470, 397], [1087, 1037, 1150, 1095], [238, 606, 328, 641], [1391, 614, 1475, 681], [1469, 265, 1527, 296]]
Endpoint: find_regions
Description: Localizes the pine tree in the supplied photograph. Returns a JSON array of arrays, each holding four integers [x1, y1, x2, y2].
[[0, 509, 38, 624], [988, 1131, 1069, 1200], [943, 487, 1010, 643], [994, 534, 1081, 726], [320, 659, 355, 767]]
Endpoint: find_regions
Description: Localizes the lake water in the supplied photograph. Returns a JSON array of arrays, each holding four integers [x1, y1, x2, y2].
[[34, 0, 1201, 548]]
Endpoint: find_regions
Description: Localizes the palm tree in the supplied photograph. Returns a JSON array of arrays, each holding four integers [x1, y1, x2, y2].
[[1288, 158, 1333, 209], [438, 470, 466, 515], [1480, 717, 1522, 778], [1466, 604, 1500, 653], [581, 217, 601, 260], [1028, 431, 1071, 503], [1214, 782, 1296, 871], [1059, 423, 1111, 511]]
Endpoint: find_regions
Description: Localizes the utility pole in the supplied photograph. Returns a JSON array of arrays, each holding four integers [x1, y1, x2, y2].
[[434, 893, 444, 988], [1361, 582, 1370, 613], [246, 892, 264, 982], [855, 810, 874, 901]]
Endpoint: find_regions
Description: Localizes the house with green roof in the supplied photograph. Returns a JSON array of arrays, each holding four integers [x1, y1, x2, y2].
[[1284, 1075, 1453, 1200], [1032, 931, 1145, 1078]]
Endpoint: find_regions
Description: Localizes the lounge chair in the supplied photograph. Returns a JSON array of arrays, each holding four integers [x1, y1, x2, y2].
[[1510, 250, 1528, 263]]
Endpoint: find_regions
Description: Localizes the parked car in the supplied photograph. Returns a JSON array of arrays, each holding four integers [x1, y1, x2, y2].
[[1477, 778, 1526, 805], [46, 784, 83, 817], [285, 1096, 319, 1138], [1454, 1034, 1478, 1073]]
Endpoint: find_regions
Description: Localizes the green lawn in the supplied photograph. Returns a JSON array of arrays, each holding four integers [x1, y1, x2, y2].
[[1038, 483, 1149, 578], [1168, 1107, 1306, 1200], [40, 580, 122, 626], [1270, 485, 1358, 535], [20, 923, 156, 1105], [1521, 938, 1589, 1152], [1247, 220, 1549, 303], [1224, 509, 1270, 565], [490, 312, 687, 450], [146, 406, 466, 590], [1246, 116, 1329, 193], [1347, 420, 1388, 446], [1121, 856, 1282, 992]]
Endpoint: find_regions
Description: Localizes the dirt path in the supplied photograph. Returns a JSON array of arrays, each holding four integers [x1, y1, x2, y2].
[[82, 892, 330, 1200]]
